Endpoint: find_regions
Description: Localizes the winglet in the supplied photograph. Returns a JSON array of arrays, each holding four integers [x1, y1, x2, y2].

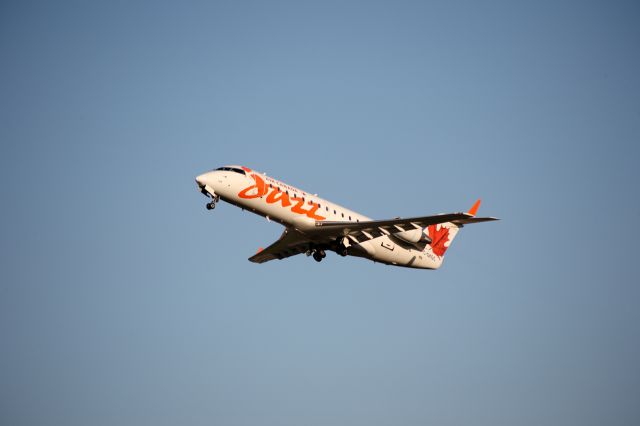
[[468, 199, 481, 216]]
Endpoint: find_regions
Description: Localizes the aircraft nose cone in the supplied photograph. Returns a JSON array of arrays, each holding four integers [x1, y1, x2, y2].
[[196, 171, 216, 186]]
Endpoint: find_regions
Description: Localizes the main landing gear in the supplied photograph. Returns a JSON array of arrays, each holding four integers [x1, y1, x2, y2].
[[307, 248, 326, 262], [305, 240, 348, 263], [312, 249, 326, 262]]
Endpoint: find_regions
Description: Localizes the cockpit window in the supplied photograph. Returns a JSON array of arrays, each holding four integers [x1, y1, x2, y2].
[[216, 167, 246, 175]]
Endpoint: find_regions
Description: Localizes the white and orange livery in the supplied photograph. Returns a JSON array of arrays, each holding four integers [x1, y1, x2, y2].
[[196, 165, 498, 269]]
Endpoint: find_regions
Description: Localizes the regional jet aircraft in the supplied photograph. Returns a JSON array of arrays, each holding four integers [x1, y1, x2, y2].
[[195, 165, 498, 269]]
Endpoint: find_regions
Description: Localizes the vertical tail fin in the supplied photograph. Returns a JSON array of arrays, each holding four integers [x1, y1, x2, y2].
[[423, 199, 494, 269], [423, 222, 461, 269]]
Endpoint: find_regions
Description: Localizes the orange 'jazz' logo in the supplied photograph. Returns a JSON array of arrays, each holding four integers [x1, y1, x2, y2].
[[427, 224, 450, 257], [238, 170, 326, 220]]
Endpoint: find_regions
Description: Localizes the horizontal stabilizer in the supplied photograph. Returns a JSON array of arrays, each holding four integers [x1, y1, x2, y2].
[[452, 216, 500, 225], [455, 199, 500, 225]]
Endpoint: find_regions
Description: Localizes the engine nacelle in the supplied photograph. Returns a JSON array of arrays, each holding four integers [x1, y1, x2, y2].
[[394, 228, 432, 245]]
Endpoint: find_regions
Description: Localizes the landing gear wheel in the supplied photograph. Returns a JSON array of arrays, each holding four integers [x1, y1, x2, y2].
[[205, 193, 219, 211], [338, 247, 348, 257], [313, 249, 326, 262]]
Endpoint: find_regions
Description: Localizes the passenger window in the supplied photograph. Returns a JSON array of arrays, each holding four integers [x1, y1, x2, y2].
[[326, 206, 328, 211], [334, 210, 336, 214], [341, 213, 344, 218], [349, 216, 351, 220]]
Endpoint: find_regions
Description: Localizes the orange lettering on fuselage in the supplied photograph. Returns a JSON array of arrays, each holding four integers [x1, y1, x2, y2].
[[237, 173, 268, 199], [304, 202, 326, 221], [265, 189, 292, 207], [238, 172, 326, 220], [290, 198, 325, 220]]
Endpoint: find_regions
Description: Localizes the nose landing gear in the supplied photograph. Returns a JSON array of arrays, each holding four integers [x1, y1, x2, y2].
[[205, 194, 220, 211]]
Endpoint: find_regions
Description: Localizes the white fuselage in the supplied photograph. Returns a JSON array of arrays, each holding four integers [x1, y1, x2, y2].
[[197, 166, 449, 269]]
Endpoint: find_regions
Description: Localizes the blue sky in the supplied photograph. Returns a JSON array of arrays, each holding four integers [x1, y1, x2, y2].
[[1, 1, 639, 425]]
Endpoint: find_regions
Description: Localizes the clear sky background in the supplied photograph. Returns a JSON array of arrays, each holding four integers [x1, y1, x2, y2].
[[1, 1, 639, 425]]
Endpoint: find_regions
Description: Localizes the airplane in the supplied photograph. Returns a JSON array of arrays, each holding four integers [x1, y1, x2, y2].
[[195, 165, 498, 269]]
